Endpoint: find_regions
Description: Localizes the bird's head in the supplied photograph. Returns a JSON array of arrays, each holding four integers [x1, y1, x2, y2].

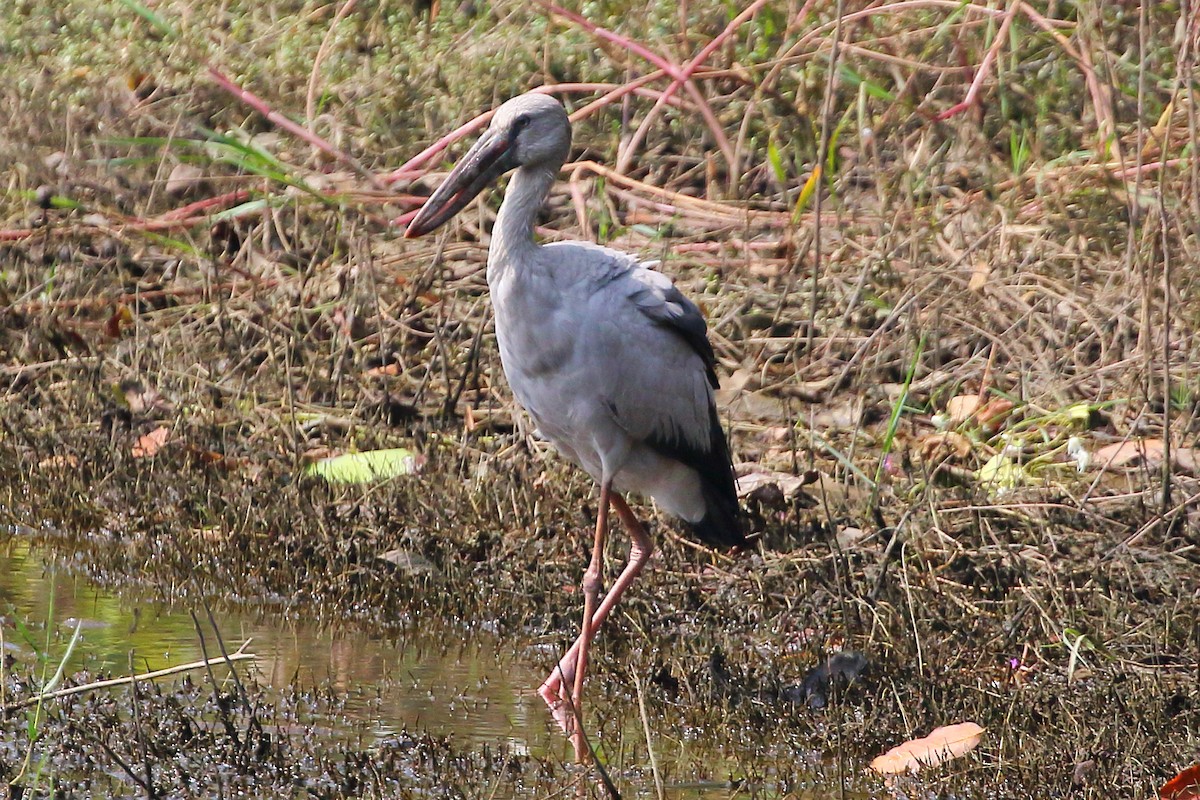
[[405, 92, 571, 238]]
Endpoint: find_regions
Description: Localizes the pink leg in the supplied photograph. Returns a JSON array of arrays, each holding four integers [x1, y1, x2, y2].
[[540, 493, 654, 736], [564, 480, 610, 763]]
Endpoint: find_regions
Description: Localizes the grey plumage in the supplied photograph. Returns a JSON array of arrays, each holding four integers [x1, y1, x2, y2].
[[405, 90, 745, 757], [492, 238, 742, 547], [409, 92, 743, 548]]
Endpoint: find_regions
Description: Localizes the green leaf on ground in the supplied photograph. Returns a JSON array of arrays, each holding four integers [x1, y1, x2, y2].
[[304, 449, 420, 484]]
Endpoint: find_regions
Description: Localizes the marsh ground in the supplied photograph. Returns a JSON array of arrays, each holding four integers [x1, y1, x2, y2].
[[1, 1, 1198, 797]]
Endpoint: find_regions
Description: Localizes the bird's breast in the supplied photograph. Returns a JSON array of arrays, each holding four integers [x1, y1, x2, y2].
[[488, 272, 620, 476]]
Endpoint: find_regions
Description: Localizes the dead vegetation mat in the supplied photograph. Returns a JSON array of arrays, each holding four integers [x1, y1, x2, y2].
[[2, 0, 1200, 797]]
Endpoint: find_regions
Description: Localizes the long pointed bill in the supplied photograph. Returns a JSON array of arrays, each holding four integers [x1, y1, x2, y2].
[[404, 130, 515, 238]]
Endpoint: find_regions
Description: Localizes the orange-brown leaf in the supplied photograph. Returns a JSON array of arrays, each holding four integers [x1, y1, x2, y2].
[[131, 426, 170, 458], [870, 722, 985, 775], [1161, 765, 1200, 800], [946, 395, 981, 426], [1095, 439, 1166, 469], [976, 398, 1014, 432]]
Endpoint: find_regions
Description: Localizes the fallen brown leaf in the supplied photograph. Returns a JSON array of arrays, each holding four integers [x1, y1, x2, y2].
[[1170, 447, 1199, 475], [968, 260, 990, 292], [736, 469, 806, 502], [812, 397, 862, 430], [761, 426, 791, 443], [1093, 440, 1199, 475], [1094, 439, 1166, 469], [919, 431, 973, 463], [165, 163, 204, 196], [131, 426, 170, 458], [946, 395, 981, 426], [870, 722, 985, 775]]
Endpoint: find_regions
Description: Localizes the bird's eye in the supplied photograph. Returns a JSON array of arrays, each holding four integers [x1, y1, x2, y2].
[[513, 114, 532, 132]]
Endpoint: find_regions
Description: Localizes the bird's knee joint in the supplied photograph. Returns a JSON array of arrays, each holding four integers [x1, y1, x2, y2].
[[581, 569, 603, 599]]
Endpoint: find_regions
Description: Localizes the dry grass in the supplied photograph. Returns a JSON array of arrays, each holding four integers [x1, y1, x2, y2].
[[1, 0, 1199, 797]]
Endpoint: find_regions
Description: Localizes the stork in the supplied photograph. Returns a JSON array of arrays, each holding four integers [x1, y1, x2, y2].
[[405, 92, 744, 760]]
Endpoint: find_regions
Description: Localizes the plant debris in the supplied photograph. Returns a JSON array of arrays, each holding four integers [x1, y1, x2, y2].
[[1, 0, 1198, 796]]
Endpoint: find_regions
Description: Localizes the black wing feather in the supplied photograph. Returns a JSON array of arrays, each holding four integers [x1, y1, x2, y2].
[[629, 272, 744, 549]]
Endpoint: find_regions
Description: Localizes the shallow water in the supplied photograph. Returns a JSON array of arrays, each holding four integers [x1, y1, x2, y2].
[[0, 539, 550, 751], [0, 538, 750, 797]]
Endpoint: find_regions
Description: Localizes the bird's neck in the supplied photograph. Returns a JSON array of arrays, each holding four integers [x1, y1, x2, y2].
[[491, 165, 556, 268]]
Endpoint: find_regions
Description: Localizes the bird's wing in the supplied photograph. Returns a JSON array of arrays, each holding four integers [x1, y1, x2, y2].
[[622, 263, 719, 388], [607, 263, 719, 456], [537, 241, 742, 545], [599, 257, 740, 544], [549, 242, 721, 458], [547, 240, 718, 381]]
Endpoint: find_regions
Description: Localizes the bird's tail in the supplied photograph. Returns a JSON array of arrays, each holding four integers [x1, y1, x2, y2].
[[646, 404, 747, 550], [690, 475, 746, 550], [688, 410, 746, 550]]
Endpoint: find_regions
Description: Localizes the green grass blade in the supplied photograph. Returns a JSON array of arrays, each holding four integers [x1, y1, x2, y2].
[[114, 0, 178, 38]]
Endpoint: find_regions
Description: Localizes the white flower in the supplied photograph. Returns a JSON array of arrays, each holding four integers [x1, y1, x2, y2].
[[1067, 436, 1090, 472]]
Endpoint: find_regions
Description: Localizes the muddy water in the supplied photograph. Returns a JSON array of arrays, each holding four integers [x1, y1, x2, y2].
[[0, 539, 551, 751], [0, 539, 750, 797]]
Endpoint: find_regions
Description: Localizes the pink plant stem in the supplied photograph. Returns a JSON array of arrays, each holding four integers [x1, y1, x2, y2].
[[566, 72, 670, 122], [386, 112, 496, 182], [126, 215, 229, 232], [385, 81, 691, 185], [797, 0, 1026, 48], [158, 190, 253, 220], [1016, 1, 1117, 161], [1111, 158, 1187, 179], [207, 67, 386, 190], [536, 1, 687, 80], [616, 0, 770, 174], [935, 1, 1017, 120], [5, 217, 216, 238], [4, 208, 261, 242], [534, 1, 738, 180], [540, 81, 690, 112]]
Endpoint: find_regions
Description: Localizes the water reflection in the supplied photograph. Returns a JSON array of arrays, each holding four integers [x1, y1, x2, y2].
[[0, 540, 550, 752], [0, 539, 760, 797]]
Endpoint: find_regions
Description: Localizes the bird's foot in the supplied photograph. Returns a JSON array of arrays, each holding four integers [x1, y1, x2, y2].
[[538, 671, 575, 733]]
